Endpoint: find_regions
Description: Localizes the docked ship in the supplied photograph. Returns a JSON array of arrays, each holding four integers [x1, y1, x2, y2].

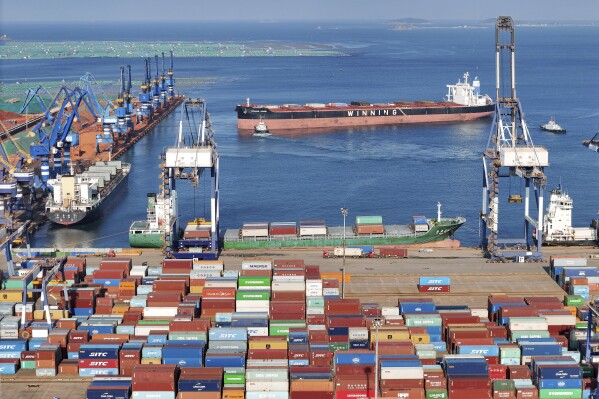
[[223, 203, 465, 249], [46, 161, 130, 226], [541, 185, 598, 246], [129, 192, 177, 248], [236, 72, 493, 133]]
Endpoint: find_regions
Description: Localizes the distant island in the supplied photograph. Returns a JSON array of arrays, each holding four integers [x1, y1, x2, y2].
[[386, 18, 431, 30], [386, 18, 599, 30]]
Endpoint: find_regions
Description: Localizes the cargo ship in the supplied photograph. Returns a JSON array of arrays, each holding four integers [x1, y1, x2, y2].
[[236, 72, 493, 133], [128, 192, 177, 248], [541, 185, 598, 246], [224, 203, 465, 249], [45, 161, 130, 226]]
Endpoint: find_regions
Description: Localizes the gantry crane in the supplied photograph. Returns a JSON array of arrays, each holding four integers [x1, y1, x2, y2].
[[161, 98, 220, 259], [136, 58, 154, 123], [167, 50, 175, 97], [480, 16, 549, 261], [160, 52, 168, 104], [152, 55, 162, 110]]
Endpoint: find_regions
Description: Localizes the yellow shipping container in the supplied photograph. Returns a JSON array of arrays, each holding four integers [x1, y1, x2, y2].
[[0, 290, 23, 302], [564, 306, 577, 316], [141, 358, 161, 365], [112, 305, 130, 315], [33, 309, 69, 320], [190, 286, 204, 294], [119, 281, 136, 289], [248, 340, 288, 350], [222, 390, 245, 399], [369, 330, 411, 342], [410, 333, 430, 344]]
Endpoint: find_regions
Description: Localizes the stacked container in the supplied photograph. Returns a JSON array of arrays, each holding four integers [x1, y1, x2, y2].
[[418, 276, 451, 293], [334, 351, 375, 399], [354, 216, 384, 234], [246, 368, 289, 399], [35, 343, 62, 376], [379, 358, 425, 398], [132, 364, 178, 399], [178, 367, 223, 399], [79, 343, 120, 376], [0, 338, 26, 374], [86, 377, 132, 399], [443, 356, 491, 398]]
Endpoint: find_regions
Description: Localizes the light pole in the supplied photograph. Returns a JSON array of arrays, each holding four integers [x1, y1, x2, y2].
[[372, 317, 383, 399], [341, 207, 348, 299], [341, 207, 348, 265]]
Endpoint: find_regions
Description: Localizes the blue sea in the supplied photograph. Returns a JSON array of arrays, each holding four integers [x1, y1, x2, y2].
[[1, 21, 598, 249]]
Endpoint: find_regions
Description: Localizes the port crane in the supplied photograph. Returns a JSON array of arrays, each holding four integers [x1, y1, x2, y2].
[[480, 16, 549, 261], [152, 55, 162, 110], [20, 85, 59, 118], [167, 50, 175, 97], [113, 65, 134, 135], [136, 58, 154, 123], [160, 52, 168, 104], [30, 86, 93, 186], [161, 98, 220, 259]]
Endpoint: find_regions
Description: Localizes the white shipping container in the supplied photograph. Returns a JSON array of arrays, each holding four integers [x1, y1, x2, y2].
[[543, 314, 576, 326], [143, 307, 178, 318], [470, 308, 488, 318], [381, 307, 400, 316], [306, 307, 325, 315], [587, 276, 599, 284], [242, 259, 273, 270], [130, 266, 148, 277], [245, 392, 289, 399], [305, 289, 323, 297], [305, 280, 323, 289], [245, 359, 289, 368], [190, 270, 221, 279], [31, 327, 49, 338], [134, 324, 169, 336], [333, 247, 362, 257], [246, 381, 289, 392], [271, 282, 305, 292], [307, 324, 326, 330], [246, 327, 269, 337], [236, 300, 270, 309], [0, 330, 19, 339], [552, 257, 587, 267], [323, 288, 340, 296], [272, 275, 305, 282], [193, 260, 224, 271], [241, 228, 269, 238], [246, 369, 289, 380], [348, 327, 369, 341], [508, 318, 549, 331], [380, 367, 424, 379], [299, 227, 327, 236], [383, 315, 404, 322], [14, 303, 35, 313]]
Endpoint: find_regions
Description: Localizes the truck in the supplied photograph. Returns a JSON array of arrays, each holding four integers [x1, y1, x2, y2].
[[322, 247, 407, 259]]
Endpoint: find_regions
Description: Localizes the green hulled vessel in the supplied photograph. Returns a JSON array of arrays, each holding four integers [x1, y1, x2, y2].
[[129, 192, 177, 248], [223, 205, 465, 249]]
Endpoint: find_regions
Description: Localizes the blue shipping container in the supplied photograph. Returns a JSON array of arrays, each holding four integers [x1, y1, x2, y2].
[[537, 379, 583, 389], [204, 355, 245, 368], [208, 328, 247, 341], [0, 339, 28, 351], [178, 380, 221, 392], [86, 387, 130, 399], [419, 277, 451, 286], [79, 368, 120, 377], [0, 363, 18, 374], [163, 357, 202, 367], [334, 353, 375, 365], [400, 302, 436, 313]]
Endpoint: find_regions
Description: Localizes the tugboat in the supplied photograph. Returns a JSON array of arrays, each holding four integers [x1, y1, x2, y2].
[[253, 115, 270, 137], [540, 116, 566, 133], [541, 185, 598, 246]]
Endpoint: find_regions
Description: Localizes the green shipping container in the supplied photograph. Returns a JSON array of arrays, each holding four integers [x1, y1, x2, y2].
[[329, 342, 349, 351], [581, 364, 595, 378], [238, 277, 271, 287], [355, 216, 383, 225], [510, 330, 551, 340], [138, 320, 170, 325], [564, 295, 584, 306], [574, 322, 587, 329], [538, 389, 582, 399], [499, 347, 521, 358], [404, 316, 442, 327], [21, 360, 36, 369], [493, 380, 515, 390], [168, 332, 207, 341], [236, 291, 270, 300], [269, 321, 306, 336], [224, 372, 245, 385], [425, 390, 447, 399], [306, 297, 324, 307]]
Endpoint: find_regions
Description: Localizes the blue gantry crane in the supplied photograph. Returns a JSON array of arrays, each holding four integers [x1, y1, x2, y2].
[[152, 55, 162, 110], [160, 52, 168, 104], [480, 16, 549, 262], [167, 50, 175, 97], [136, 58, 154, 123]]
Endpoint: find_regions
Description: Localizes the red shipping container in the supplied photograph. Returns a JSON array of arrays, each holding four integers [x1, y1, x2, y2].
[[377, 248, 408, 258], [381, 388, 425, 399], [327, 316, 365, 328], [273, 269, 305, 277], [448, 378, 491, 390], [202, 287, 236, 299], [515, 388, 538, 399], [418, 285, 450, 293], [270, 312, 306, 321], [489, 365, 508, 379], [79, 359, 119, 369], [240, 269, 272, 277], [355, 224, 384, 234], [425, 379, 447, 390], [162, 259, 193, 270], [379, 379, 424, 389], [248, 349, 288, 360], [307, 314, 326, 325], [272, 291, 305, 302], [449, 388, 491, 399], [335, 378, 375, 391], [273, 259, 305, 269], [334, 391, 373, 399], [288, 350, 309, 359]]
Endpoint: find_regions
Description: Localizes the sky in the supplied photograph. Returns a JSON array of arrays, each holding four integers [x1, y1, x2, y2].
[[1, 0, 598, 22]]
